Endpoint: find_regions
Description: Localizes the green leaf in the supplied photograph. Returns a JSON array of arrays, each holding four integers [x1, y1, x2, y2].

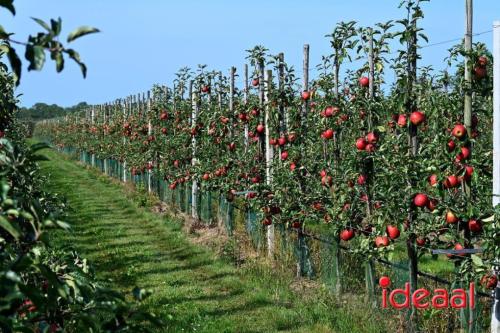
[[0, 0, 15, 15], [31, 17, 51, 32], [6, 45, 21, 85], [0, 24, 9, 39], [0, 215, 20, 239], [25, 44, 46, 71], [67, 26, 100, 43], [51, 17, 62, 36], [471, 254, 483, 267], [54, 51, 64, 72], [66, 49, 87, 78]]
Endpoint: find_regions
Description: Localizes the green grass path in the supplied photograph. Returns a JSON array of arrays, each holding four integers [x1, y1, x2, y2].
[[39, 148, 388, 333]]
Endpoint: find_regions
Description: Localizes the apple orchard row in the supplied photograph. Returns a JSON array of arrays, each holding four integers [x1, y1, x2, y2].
[[36, 49, 497, 290]]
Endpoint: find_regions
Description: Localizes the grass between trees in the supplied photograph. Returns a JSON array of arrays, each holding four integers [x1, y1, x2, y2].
[[38, 146, 391, 333]]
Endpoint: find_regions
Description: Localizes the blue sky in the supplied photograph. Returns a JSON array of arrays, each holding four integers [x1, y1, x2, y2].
[[2, 0, 499, 107]]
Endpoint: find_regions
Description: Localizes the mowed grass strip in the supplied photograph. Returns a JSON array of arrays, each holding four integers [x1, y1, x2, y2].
[[39, 148, 389, 333]]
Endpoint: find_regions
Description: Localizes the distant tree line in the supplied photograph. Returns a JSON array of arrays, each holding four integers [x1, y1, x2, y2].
[[17, 102, 88, 121]]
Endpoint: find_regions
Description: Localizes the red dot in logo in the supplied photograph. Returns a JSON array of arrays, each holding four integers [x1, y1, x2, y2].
[[379, 276, 391, 288]]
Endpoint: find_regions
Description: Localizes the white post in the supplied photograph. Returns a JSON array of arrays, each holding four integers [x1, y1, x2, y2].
[[122, 98, 128, 182], [91, 106, 95, 167], [103, 104, 109, 176], [493, 20, 500, 208], [244, 64, 249, 152], [191, 81, 199, 220], [147, 91, 153, 193], [264, 69, 274, 258], [491, 20, 500, 333]]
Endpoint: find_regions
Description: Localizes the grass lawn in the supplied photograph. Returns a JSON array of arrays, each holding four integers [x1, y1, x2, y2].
[[38, 147, 391, 333]]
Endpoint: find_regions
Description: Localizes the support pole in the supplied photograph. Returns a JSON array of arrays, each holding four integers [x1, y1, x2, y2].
[[264, 69, 274, 259], [491, 19, 500, 333], [494, 21, 500, 207], [190, 80, 199, 220], [91, 106, 95, 167], [147, 91, 153, 193], [244, 64, 249, 152]]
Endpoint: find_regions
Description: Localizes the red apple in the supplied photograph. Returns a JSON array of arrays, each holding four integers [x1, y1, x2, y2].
[[480, 274, 498, 290], [464, 165, 474, 180], [447, 243, 465, 258], [340, 229, 355, 241], [252, 78, 259, 86], [262, 216, 272, 226], [427, 199, 438, 212], [386, 225, 400, 240], [445, 211, 459, 224], [366, 132, 378, 144], [256, 124, 265, 134], [410, 111, 425, 126], [201, 85, 210, 93], [323, 129, 334, 140], [278, 136, 287, 146], [461, 146, 471, 159], [474, 66, 487, 80], [375, 236, 390, 247], [397, 114, 407, 127], [321, 175, 333, 187], [357, 174, 367, 185], [443, 175, 459, 188], [452, 124, 467, 139], [413, 193, 429, 207], [280, 151, 289, 160], [428, 174, 438, 186], [289, 162, 296, 171], [477, 56, 488, 67], [356, 138, 367, 151], [202, 173, 210, 181], [359, 76, 369, 87], [365, 144, 375, 152], [161, 127, 167, 135], [447, 140, 456, 152], [468, 219, 482, 232], [324, 106, 335, 117], [301, 91, 311, 100], [416, 238, 426, 246], [251, 176, 261, 184]]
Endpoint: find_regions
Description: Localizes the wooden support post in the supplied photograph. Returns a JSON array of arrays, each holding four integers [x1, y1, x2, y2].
[[258, 59, 266, 156], [302, 45, 309, 129], [103, 103, 109, 176], [147, 91, 153, 193], [278, 52, 287, 135], [264, 69, 274, 259], [297, 45, 310, 277], [464, 0, 473, 200], [406, 14, 419, 333], [229, 67, 236, 139], [493, 21, 500, 208], [123, 98, 128, 182], [91, 106, 95, 167], [244, 64, 249, 152], [365, 28, 376, 306], [190, 80, 199, 220]]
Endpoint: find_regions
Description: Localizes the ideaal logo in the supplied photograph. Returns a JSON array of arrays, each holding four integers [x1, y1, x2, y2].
[[379, 276, 475, 309]]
